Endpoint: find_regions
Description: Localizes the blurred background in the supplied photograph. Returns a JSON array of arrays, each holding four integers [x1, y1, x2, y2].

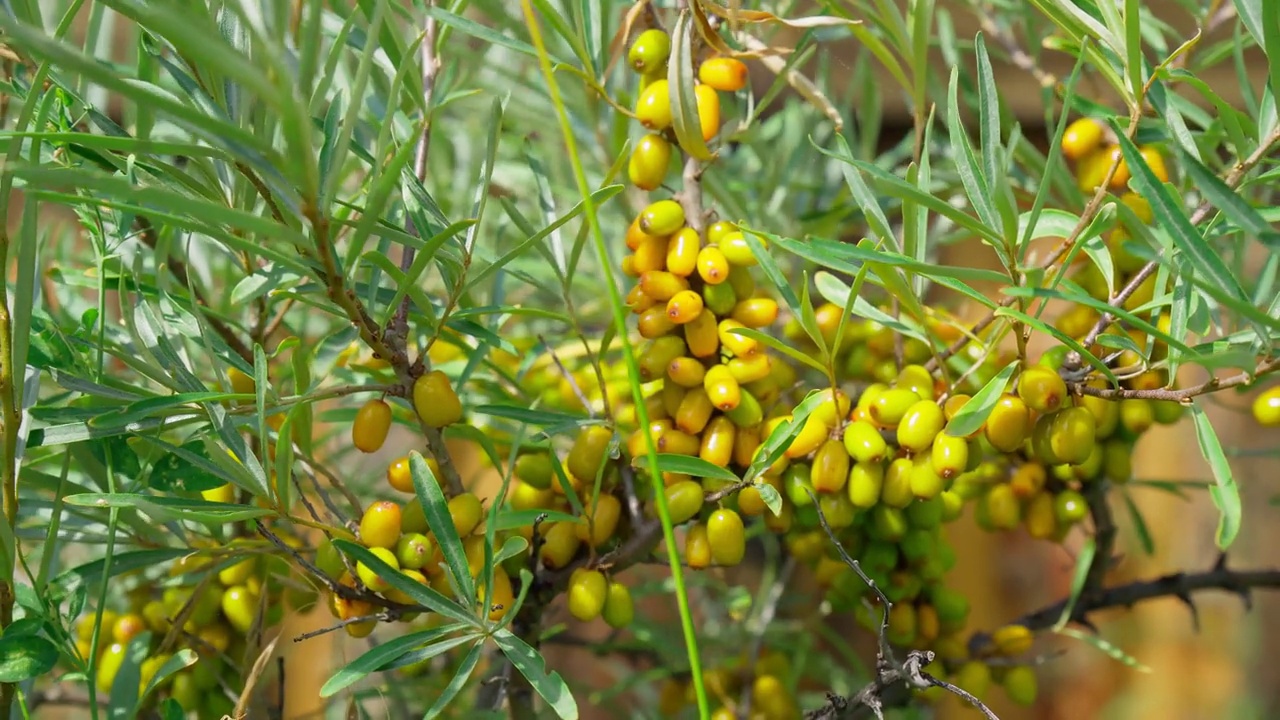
[[19, 1, 1278, 718]]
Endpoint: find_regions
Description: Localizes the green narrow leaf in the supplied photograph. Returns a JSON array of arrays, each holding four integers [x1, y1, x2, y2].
[[1054, 537, 1097, 631], [1190, 402, 1241, 549], [332, 540, 474, 625], [944, 360, 1018, 437], [62, 494, 276, 523], [424, 640, 484, 720], [409, 452, 475, 603], [493, 629, 579, 720], [321, 625, 462, 698], [974, 33, 1002, 186], [667, 12, 714, 161], [1120, 490, 1156, 556], [139, 649, 196, 703], [1057, 627, 1151, 671], [651, 454, 739, 484], [1175, 147, 1280, 248]]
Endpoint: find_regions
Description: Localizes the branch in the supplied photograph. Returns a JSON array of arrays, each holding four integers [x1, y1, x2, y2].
[[967, 555, 1280, 656], [1076, 126, 1280, 354]]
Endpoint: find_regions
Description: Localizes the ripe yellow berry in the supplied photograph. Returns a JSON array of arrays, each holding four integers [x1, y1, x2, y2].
[[567, 425, 613, 484], [1018, 365, 1067, 413], [639, 199, 685, 236], [635, 79, 673, 130], [684, 309, 720, 358], [640, 270, 689, 301], [726, 353, 771, 385], [356, 546, 399, 593], [448, 493, 484, 537], [930, 433, 969, 479], [706, 508, 746, 566], [632, 232, 669, 274], [897, 400, 945, 452], [693, 84, 721, 142], [360, 501, 403, 549], [703, 365, 742, 411], [578, 494, 622, 547], [698, 57, 749, 92], [637, 305, 677, 338], [413, 370, 462, 428], [663, 480, 705, 525], [220, 585, 259, 634], [696, 245, 730, 285], [628, 133, 672, 190], [811, 439, 850, 493], [666, 290, 705, 325], [731, 298, 778, 328], [1061, 117, 1104, 161], [539, 522, 582, 569], [352, 398, 392, 453], [601, 581, 634, 628], [985, 393, 1031, 452], [718, 231, 756, 266], [717, 319, 759, 358], [1076, 147, 1112, 193], [699, 416, 736, 468], [666, 227, 701, 277], [783, 414, 829, 459], [1252, 385, 1280, 426], [685, 522, 712, 569]]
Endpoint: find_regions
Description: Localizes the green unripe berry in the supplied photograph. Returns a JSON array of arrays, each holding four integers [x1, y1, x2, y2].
[[909, 453, 946, 500], [869, 505, 908, 542], [842, 420, 887, 464], [706, 508, 746, 566], [663, 481, 705, 525], [930, 433, 969, 479], [395, 533, 433, 570], [871, 388, 920, 427], [639, 199, 685, 236], [1252, 385, 1280, 426], [627, 29, 671, 73], [1002, 666, 1039, 706], [601, 581, 634, 628], [847, 461, 885, 509], [983, 483, 1021, 531], [1103, 439, 1133, 483], [1054, 489, 1089, 524], [1120, 398, 1154, 434], [1048, 406, 1097, 465]]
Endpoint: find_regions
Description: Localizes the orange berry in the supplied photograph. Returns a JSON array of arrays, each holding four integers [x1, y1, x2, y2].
[[698, 57, 749, 92], [359, 501, 403, 549]]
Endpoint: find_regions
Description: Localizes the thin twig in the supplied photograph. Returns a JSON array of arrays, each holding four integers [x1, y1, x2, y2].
[[967, 555, 1280, 656]]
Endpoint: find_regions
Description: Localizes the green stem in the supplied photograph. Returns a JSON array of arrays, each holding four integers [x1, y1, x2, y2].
[[519, 4, 708, 718]]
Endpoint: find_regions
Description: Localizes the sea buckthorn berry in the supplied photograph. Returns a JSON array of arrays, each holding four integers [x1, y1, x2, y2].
[[700, 416, 737, 468], [628, 133, 672, 190], [413, 370, 462, 427], [1139, 145, 1169, 182], [220, 585, 259, 634], [356, 547, 399, 592], [111, 613, 146, 645], [1103, 439, 1132, 483], [985, 393, 1031, 452], [1253, 386, 1280, 426], [731, 298, 778, 328], [930, 433, 969, 479], [639, 199, 685, 236], [718, 319, 759, 357], [811, 439, 850, 493], [698, 56, 749, 92], [401, 498, 428, 534], [628, 28, 671, 73], [635, 79, 673, 130], [640, 270, 689, 301], [602, 581, 634, 629], [897, 400, 944, 452], [96, 642, 128, 692], [1003, 665, 1039, 706], [1119, 190, 1154, 224], [684, 309, 720, 358], [352, 399, 392, 453], [567, 568, 608, 621], [685, 522, 712, 569], [637, 305, 677, 338], [676, 388, 715, 435], [395, 533, 433, 570], [1024, 491, 1058, 539], [726, 353, 771, 384], [1080, 390, 1120, 438], [909, 454, 946, 499], [639, 336, 688, 380], [693, 84, 721, 142], [515, 453, 554, 490], [842, 420, 887, 464], [718, 231, 756, 266], [1009, 462, 1046, 499], [782, 464, 815, 507], [1076, 147, 1112, 193], [871, 387, 920, 427], [578, 494, 622, 547], [1018, 365, 1067, 413], [724, 389, 763, 428], [539, 522, 582, 569], [227, 367, 255, 401], [1102, 145, 1131, 189], [666, 227, 701, 277], [782, 414, 828, 459], [810, 389, 852, 429], [201, 483, 236, 504], [848, 461, 885, 508], [707, 508, 746, 565], [1055, 489, 1089, 524], [667, 357, 707, 388], [697, 245, 730, 284], [620, 255, 638, 276], [448, 493, 484, 537], [478, 566, 514, 621], [360, 501, 403, 549], [732, 425, 762, 467], [1048, 406, 1097, 465], [632, 232, 669, 275], [699, 284, 735, 319], [388, 455, 437, 494], [1061, 117, 1104, 161], [983, 483, 1022, 531], [703, 365, 742, 411], [666, 290, 705, 325], [664, 480, 706, 524], [879, 458, 914, 508], [820, 491, 857, 529], [895, 364, 935, 402], [664, 423, 713, 462], [993, 623, 1035, 656], [568, 426, 613, 483], [705, 220, 734, 244], [509, 480, 555, 511]]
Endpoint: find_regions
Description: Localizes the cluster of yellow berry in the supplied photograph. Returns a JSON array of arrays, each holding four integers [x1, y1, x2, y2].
[[74, 527, 310, 719]]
